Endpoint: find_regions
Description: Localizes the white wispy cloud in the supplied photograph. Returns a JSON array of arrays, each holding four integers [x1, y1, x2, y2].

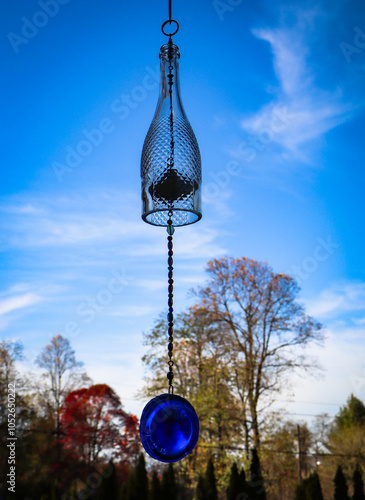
[[239, 11, 354, 161], [2, 210, 141, 249], [0, 292, 42, 316], [1, 204, 46, 215], [0, 190, 147, 250], [131, 224, 227, 260], [174, 225, 227, 259], [0, 191, 227, 260], [305, 281, 365, 318]]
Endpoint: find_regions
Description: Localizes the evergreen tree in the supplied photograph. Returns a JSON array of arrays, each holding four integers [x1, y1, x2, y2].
[[196, 474, 207, 500], [134, 453, 149, 500], [119, 482, 127, 500], [334, 395, 365, 431], [334, 466, 350, 500], [294, 482, 307, 500], [239, 467, 247, 492], [249, 448, 267, 500], [226, 462, 240, 500], [162, 464, 177, 499], [65, 484, 77, 500], [306, 471, 324, 500], [227, 462, 248, 500], [50, 485, 57, 500], [97, 461, 119, 500], [329, 397, 365, 475], [150, 470, 161, 500], [126, 469, 137, 500], [204, 458, 218, 500], [353, 465, 365, 500], [40, 481, 59, 500]]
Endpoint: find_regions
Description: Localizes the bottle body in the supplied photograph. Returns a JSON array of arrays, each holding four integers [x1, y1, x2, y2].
[[141, 42, 202, 226]]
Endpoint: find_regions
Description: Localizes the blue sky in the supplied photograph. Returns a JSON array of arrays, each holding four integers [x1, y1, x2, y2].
[[2, 0, 365, 424]]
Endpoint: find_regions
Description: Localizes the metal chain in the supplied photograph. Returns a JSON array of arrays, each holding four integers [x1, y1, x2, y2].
[[167, 212, 175, 394]]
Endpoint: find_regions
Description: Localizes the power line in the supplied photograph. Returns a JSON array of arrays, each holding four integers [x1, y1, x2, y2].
[[261, 411, 336, 418], [276, 400, 341, 407], [197, 443, 362, 458]]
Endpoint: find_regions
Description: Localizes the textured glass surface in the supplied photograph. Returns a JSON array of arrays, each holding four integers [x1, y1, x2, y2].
[[141, 43, 202, 226], [140, 394, 199, 462]]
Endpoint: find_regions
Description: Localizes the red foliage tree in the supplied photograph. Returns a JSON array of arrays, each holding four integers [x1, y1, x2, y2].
[[59, 384, 140, 472]]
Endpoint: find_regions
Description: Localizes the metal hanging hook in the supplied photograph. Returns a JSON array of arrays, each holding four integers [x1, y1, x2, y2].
[[161, 0, 179, 37]]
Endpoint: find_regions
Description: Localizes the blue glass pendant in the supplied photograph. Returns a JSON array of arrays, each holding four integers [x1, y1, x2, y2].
[[140, 393, 199, 462]]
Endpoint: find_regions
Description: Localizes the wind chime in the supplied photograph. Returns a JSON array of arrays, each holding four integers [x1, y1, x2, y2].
[[139, 0, 201, 463]]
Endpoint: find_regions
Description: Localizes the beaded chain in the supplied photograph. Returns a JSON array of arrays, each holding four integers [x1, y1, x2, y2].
[[166, 38, 175, 395], [167, 39, 175, 180], [167, 211, 175, 394]]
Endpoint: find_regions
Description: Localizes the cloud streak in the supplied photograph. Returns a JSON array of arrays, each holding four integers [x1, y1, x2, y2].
[[240, 11, 354, 161], [0, 292, 42, 316], [305, 281, 365, 318]]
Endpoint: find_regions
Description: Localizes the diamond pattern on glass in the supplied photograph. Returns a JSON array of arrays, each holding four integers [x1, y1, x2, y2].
[[141, 115, 202, 226]]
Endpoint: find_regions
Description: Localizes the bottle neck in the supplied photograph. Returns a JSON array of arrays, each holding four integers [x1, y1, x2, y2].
[[157, 42, 184, 118]]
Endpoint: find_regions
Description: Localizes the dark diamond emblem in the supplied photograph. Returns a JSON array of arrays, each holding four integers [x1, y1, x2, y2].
[[150, 168, 195, 202]]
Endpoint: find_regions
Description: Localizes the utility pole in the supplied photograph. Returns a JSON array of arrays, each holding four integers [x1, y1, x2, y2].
[[297, 424, 302, 482]]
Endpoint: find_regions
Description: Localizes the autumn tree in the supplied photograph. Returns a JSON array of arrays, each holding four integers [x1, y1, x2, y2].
[[196, 257, 323, 449], [142, 257, 323, 457], [261, 418, 303, 498], [59, 384, 140, 475]]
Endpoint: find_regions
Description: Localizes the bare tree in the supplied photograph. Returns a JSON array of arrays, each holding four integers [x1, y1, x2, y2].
[[196, 257, 324, 450], [0, 341, 27, 431], [0, 341, 33, 499], [35, 335, 91, 436], [0, 340, 23, 387]]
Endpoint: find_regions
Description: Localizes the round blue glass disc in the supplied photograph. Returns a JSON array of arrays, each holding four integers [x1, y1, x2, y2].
[[140, 393, 199, 462]]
